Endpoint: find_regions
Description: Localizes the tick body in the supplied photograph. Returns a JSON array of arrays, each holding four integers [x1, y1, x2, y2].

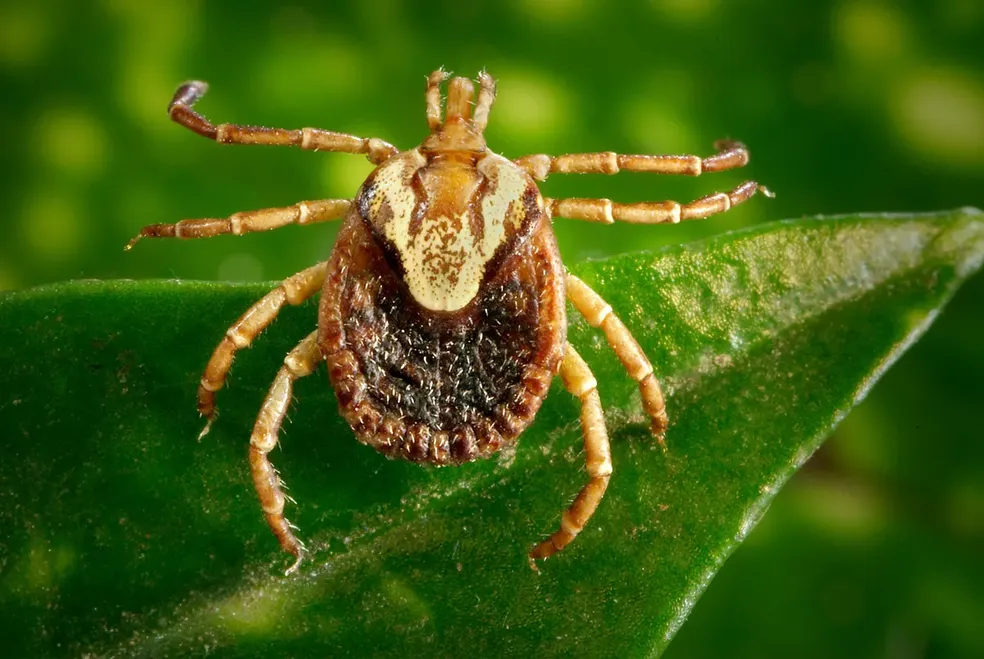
[[131, 70, 771, 574]]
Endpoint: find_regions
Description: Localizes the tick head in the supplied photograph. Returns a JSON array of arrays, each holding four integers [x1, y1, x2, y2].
[[353, 70, 542, 314], [356, 150, 542, 314], [419, 71, 496, 157]]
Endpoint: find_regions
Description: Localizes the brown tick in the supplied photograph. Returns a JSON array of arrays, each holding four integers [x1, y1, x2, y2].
[[129, 70, 771, 574]]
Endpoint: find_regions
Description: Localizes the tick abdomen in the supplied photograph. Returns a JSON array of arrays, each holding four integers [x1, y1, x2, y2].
[[320, 212, 566, 465], [141, 70, 767, 571]]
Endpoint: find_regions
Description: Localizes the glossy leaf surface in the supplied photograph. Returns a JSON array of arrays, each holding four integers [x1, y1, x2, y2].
[[1, 209, 981, 657]]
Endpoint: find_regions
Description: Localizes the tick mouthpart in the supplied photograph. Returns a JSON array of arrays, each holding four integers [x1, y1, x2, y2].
[[445, 76, 474, 123], [422, 72, 495, 154]]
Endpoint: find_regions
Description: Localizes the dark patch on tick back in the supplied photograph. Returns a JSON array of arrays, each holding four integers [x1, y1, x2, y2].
[[407, 167, 429, 244], [320, 213, 566, 465], [350, 267, 537, 428], [467, 169, 491, 244], [355, 177, 408, 280]]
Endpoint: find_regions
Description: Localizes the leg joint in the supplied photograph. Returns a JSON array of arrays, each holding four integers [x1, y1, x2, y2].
[[199, 376, 222, 392], [226, 327, 252, 349]]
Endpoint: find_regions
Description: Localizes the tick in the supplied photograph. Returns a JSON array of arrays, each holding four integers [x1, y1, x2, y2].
[[129, 70, 771, 574]]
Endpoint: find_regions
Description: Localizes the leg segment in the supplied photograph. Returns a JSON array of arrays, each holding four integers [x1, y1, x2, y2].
[[566, 273, 668, 437], [516, 140, 753, 181], [546, 179, 773, 225], [249, 330, 321, 575], [169, 81, 398, 164], [530, 343, 612, 566], [425, 69, 449, 130], [126, 199, 350, 249], [197, 262, 327, 438]]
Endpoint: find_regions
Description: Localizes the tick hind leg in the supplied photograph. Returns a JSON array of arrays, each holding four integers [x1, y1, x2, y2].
[[566, 273, 668, 438], [250, 330, 321, 575], [530, 344, 612, 566], [197, 262, 327, 439]]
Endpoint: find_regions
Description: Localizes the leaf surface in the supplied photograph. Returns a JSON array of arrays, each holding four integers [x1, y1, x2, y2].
[[1, 209, 982, 657]]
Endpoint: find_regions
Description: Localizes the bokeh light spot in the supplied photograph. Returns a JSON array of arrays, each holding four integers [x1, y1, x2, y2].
[[621, 97, 697, 155], [795, 476, 888, 540], [321, 153, 376, 199], [21, 193, 84, 263], [0, 5, 49, 66], [212, 585, 291, 636], [36, 108, 108, 177], [834, 3, 910, 64], [0, 266, 18, 292], [489, 69, 571, 143], [108, 0, 200, 130], [258, 34, 369, 113], [6, 537, 76, 597], [892, 69, 984, 167]]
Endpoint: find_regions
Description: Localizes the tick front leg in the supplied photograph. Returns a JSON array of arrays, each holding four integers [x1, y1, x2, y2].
[[566, 273, 668, 437], [197, 261, 327, 438], [545, 180, 773, 225], [250, 330, 321, 575], [530, 343, 612, 566], [515, 140, 753, 181], [126, 199, 350, 250], [169, 80, 398, 164]]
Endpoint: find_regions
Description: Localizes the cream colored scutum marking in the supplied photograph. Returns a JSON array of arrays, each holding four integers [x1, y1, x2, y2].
[[369, 151, 537, 312]]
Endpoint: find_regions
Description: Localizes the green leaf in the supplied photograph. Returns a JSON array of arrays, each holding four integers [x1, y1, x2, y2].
[[1, 209, 982, 657]]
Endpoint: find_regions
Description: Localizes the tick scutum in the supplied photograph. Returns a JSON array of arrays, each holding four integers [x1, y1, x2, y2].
[[320, 212, 566, 466]]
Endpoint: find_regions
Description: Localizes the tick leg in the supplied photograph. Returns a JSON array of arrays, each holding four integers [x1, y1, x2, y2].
[[126, 199, 350, 250], [169, 80, 399, 164], [545, 179, 773, 225], [250, 330, 321, 575], [197, 261, 327, 438], [530, 343, 612, 566], [515, 140, 753, 181], [566, 273, 668, 437]]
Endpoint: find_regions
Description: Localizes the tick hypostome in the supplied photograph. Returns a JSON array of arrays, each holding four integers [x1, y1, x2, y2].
[[129, 69, 772, 574]]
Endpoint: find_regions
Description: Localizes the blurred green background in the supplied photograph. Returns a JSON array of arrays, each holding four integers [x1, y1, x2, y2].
[[1, 0, 982, 656]]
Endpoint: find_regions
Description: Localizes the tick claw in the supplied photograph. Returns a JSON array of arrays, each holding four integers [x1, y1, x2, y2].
[[284, 552, 305, 576], [197, 417, 214, 442]]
